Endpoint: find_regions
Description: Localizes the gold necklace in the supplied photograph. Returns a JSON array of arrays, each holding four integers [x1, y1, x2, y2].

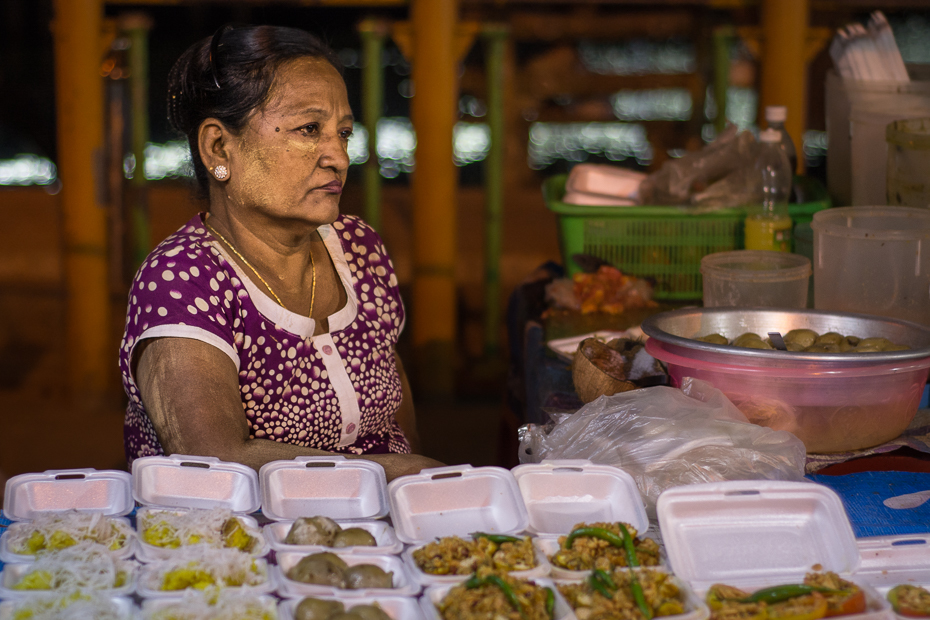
[[204, 215, 316, 319]]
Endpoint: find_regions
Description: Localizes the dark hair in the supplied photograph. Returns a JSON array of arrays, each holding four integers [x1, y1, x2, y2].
[[167, 25, 344, 197]]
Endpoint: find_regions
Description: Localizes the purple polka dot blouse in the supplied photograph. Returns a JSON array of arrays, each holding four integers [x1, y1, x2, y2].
[[119, 213, 411, 466]]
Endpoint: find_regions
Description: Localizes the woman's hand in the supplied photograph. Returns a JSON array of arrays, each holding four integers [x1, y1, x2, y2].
[[134, 337, 443, 481]]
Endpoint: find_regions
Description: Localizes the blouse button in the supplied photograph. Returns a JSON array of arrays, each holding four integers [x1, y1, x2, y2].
[[322, 345, 333, 355]]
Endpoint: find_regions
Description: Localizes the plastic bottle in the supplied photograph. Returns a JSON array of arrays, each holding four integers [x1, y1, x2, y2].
[[765, 105, 798, 174], [745, 129, 793, 252]]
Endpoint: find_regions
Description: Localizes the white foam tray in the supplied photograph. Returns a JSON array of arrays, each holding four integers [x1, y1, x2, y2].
[[264, 518, 402, 556], [420, 578, 573, 620], [0, 559, 137, 600], [136, 556, 273, 599], [387, 465, 528, 545], [274, 551, 419, 598], [402, 535, 551, 586], [512, 460, 649, 536], [278, 594, 425, 620], [0, 595, 136, 620], [134, 507, 268, 562], [259, 456, 390, 521], [534, 534, 665, 580], [657, 480, 893, 620], [139, 593, 279, 619], [132, 454, 261, 513], [0, 517, 136, 564], [856, 534, 930, 619]]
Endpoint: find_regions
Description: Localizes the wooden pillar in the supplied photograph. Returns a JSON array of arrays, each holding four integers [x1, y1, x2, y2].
[[410, 0, 459, 397], [760, 0, 808, 174], [53, 0, 110, 402]]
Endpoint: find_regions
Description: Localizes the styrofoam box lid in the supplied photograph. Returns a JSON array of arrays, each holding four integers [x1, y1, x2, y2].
[[259, 456, 389, 521], [657, 480, 861, 591], [2, 468, 133, 521], [387, 465, 529, 544], [512, 459, 648, 535], [132, 455, 260, 514], [855, 535, 930, 588]]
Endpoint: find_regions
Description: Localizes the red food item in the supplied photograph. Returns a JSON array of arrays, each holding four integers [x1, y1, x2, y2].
[[571, 265, 656, 315]]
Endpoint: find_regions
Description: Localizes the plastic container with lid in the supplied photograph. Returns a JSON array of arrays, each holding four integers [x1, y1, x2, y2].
[[701, 250, 811, 308], [812, 206, 930, 326], [273, 550, 419, 598], [258, 456, 401, 555], [387, 464, 549, 586], [0, 468, 136, 563], [278, 595, 426, 620], [131, 454, 268, 562], [657, 480, 893, 620], [886, 117, 930, 208], [420, 577, 574, 620]]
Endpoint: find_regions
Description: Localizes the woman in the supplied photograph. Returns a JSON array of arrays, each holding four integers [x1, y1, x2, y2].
[[119, 25, 443, 480]]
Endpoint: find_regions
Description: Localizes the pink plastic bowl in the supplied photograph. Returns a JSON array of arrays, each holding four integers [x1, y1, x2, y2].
[[642, 308, 930, 453]]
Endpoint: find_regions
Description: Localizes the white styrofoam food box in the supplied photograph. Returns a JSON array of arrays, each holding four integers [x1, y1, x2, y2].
[[856, 534, 930, 619], [402, 534, 551, 587], [657, 480, 893, 620], [420, 578, 573, 620], [0, 557, 137, 600], [259, 456, 401, 555], [278, 595, 426, 620], [274, 550, 420, 598], [0, 594, 136, 620], [136, 555, 273, 599], [139, 591, 279, 619], [132, 454, 268, 561], [0, 468, 136, 563]]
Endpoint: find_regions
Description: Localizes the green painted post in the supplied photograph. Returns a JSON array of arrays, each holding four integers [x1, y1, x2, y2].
[[713, 26, 733, 135], [124, 13, 152, 270], [358, 18, 388, 232], [483, 25, 507, 358]]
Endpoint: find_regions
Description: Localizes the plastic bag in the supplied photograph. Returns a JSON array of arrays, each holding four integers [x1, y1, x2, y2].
[[518, 378, 807, 517]]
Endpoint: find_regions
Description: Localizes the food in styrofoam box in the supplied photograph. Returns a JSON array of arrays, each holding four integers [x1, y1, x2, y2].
[[566, 163, 646, 199], [535, 522, 662, 580], [887, 585, 930, 618], [281, 595, 424, 620], [656, 481, 893, 620], [137, 506, 265, 557], [0, 591, 135, 620], [263, 516, 401, 556], [854, 534, 930, 619], [706, 572, 871, 620], [274, 551, 419, 598], [1, 510, 134, 561], [0, 542, 135, 599], [137, 546, 271, 597], [556, 566, 706, 620], [141, 589, 279, 620], [420, 574, 573, 620]]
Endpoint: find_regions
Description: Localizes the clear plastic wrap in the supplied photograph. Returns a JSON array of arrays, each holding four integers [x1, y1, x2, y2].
[[518, 378, 806, 517]]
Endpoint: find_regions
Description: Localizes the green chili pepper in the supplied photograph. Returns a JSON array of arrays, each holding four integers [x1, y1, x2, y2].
[[629, 571, 654, 620], [545, 587, 556, 617], [617, 523, 640, 568], [589, 572, 614, 599], [563, 526, 626, 550], [729, 584, 844, 604], [470, 532, 523, 544], [465, 574, 526, 620], [593, 568, 617, 590]]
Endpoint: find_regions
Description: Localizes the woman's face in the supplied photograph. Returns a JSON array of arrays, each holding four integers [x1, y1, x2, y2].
[[224, 57, 353, 227]]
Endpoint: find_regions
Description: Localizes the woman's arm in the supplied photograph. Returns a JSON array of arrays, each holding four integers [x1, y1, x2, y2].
[[134, 337, 444, 481]]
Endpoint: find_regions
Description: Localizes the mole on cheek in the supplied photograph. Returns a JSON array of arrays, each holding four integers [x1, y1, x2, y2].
[[275, 127, 280, 132]]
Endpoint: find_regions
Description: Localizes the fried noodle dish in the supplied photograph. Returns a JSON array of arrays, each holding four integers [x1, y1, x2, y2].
[[10, 542, 131, 592], [707, 572, 867, 620], [438, 568, 556, 620], [551, 522, 661, 572], [558, 567, 686, 620], [413, 533, 537, 576]]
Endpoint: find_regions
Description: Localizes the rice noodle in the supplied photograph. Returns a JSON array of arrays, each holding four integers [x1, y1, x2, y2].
[[141, 546, 268, 591], [10, 542, 132, 592], [6, 511, 131, 556], [6, 589, 127, 620], [138, 508, 260, 551], [143, 589, 278, 620]]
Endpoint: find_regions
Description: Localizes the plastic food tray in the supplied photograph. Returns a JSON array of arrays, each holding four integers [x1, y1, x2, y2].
[[419, 577, 574, 620], [855, 535, 930, 619], [657, 480, 893, 620], [259, 457, 399, 555], [136, 556, 273, 599], [278, 594, 426, 620], [273, 551, 420, 598], [552, 567, 709, 620], [0, 595, 136, 620], [402, 534, 551, 587], [0, 468, 136, 563], [0, 558, 137, 600], [132, 454, 268, 561]]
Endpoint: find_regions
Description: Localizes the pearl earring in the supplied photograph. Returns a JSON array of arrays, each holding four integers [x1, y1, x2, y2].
[[213, 165, 229, 180]]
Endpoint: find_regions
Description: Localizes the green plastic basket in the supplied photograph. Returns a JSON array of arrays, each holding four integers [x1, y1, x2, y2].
[[543, 174, 830, 301]]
